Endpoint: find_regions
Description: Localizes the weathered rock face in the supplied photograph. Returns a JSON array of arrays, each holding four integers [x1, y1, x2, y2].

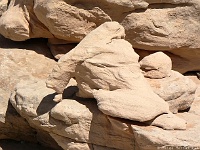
[[46, 22, 174, 124], [0, 1, 199, 149], [0, 0, 199, 72], [0, 36, 60, 149], [0, 0, 8, 16], [140, 52, 197, 113], [122, 0, 200, 51], [34, 0, 112, 42], [147, 71, 197, 113], [136, 49, 200, 74], [10, 79, 138, 150], [140, 52, 172, 79], [10, 79, 200, 150], [0, 0, 53, 41]]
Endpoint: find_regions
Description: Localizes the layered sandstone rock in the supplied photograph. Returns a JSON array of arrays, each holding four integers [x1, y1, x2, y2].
[[140, 52, 197, 113], [0, 0, 53, 41], [0, 0, 199, 72], [46, 22, 176, 124], [10, 79, 200, 150], [0, 36, 60, 149]]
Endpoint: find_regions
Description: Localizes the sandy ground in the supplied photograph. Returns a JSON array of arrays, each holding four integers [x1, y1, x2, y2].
[[0, 140, 56, 150]]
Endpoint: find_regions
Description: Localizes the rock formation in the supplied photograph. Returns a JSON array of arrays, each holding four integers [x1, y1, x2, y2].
[[0, 0, 199, 150], [0, 0, 199, 72], [46, 22, 195, 131]]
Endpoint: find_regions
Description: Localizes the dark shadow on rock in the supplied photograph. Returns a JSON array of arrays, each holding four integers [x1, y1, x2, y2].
[[62, 86, 79, 99], [4, 101, 37, 142], [36, 93, 57, 116], [0, 139, 56, 150], [0, 35, 54, 59]]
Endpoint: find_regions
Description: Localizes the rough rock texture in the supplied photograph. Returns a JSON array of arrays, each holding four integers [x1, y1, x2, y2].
[[46, 22, 172, 123], [140, 52, 197, 113], [0, 36, 61, 149], [10, 79, 138, 150], [122, 0, 200, 50], [34, 0, 112, 42], [10, 79, 200, 150], [140, 52, 172, 79], [189, 85, 200, 116], [0, 0, 53, 41], [136, 49, 200, 74], [0, 0, 8, 16], [147, 71, 197, 113], [93, 89, 169, 122], [0, 0, 199, 72], [132, 113, 200, 150], [149, 113, 187, 130]]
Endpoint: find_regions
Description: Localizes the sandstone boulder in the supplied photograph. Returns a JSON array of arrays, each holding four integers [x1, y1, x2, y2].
[[136, 49, 200, 74], [0, 36, 59, 148], [93, 89, 169, 122], [10, 79, 137, 150], [140, 52, 172, 79], [0, 0, 53, 41], [10, 79, 200, 150], [46, 22, 171, 123], [189, 85, 200, 116], [147, 71, 197, 113], [149, 113, 187, 130], [122, 0, 200, 51], [34, 0, 112, 42], [132, 113, 200, 150]]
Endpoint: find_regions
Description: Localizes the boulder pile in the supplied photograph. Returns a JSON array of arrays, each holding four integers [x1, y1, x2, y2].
[[0, 0, 200, 150]]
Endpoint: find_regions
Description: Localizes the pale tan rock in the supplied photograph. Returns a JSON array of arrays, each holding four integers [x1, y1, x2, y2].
[[0, 36, 58, 147], [140, 52, 172, 79], [11, 80, 137, 150], [169, 49, 200, 73], [0, 0, 53, 41], [93, 89, 169, 122], [132, 113, 200, 150], [10, 79, 200, 149], [34, 0, 111, 42], [46, 22, 170, 122], [122, 0, 200, 50], [0, 0, 8, 16], [150, 113, 187, 130], [147, 71, 197, 113], [46, 21, 126, 95], [50, 133, 91, 150]]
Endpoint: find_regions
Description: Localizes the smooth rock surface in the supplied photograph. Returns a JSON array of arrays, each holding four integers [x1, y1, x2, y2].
[[132, 113, 200, 150], [140, 52, 172, 79], [93, 89, 169, 122], [150, 113, 187, 130]]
